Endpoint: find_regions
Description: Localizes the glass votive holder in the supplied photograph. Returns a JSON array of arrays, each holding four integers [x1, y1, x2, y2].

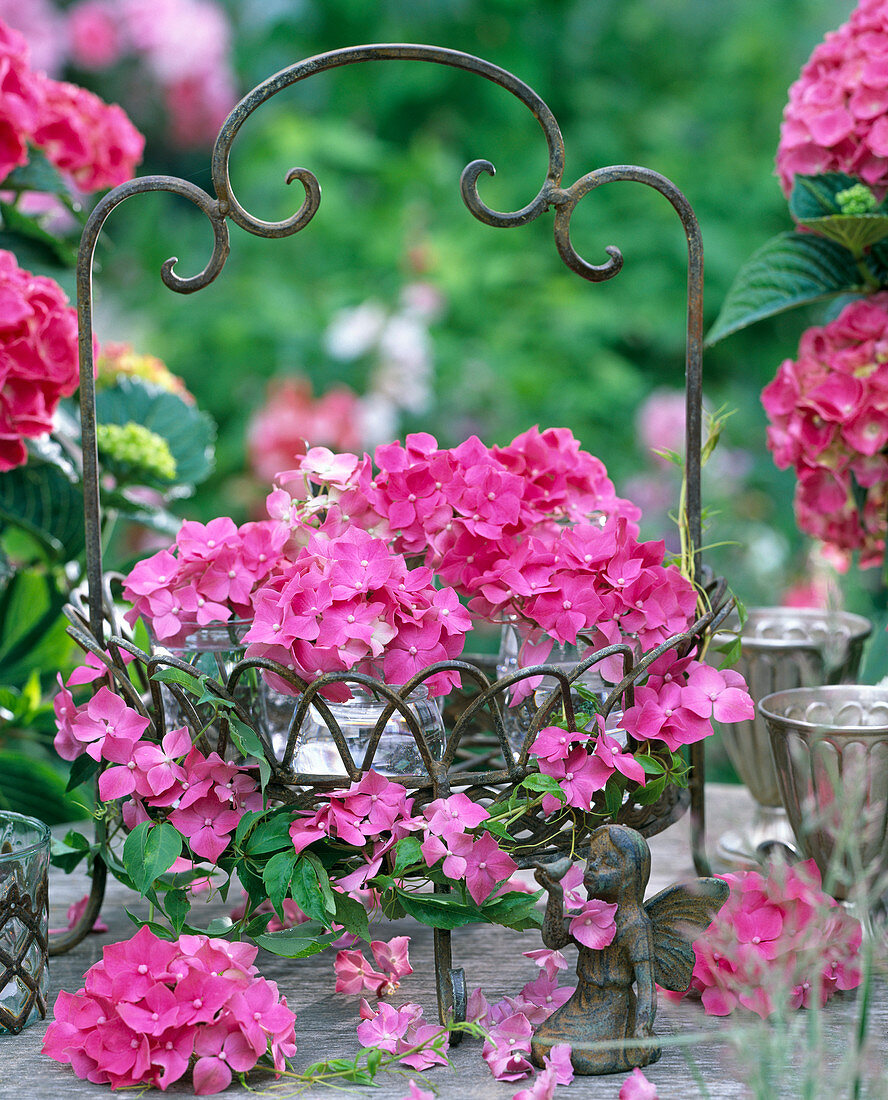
[[0, 812, 50, 1034]]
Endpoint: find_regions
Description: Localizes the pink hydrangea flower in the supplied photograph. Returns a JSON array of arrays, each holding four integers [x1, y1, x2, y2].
[[43, 927, 296, 1092], [356, 1001, 448, 1071], [32, 73, 144, 191], [122, 517, 288, 645], [620, 1067, 659, 1099], [247, 376, 363, 482], [0, 20, 42, 183], [776, 0, 888, 196], [669, 859, 862, 1018], [762, 294, 888, 567], [0, 249, 79, 471], [481, 1011, 534, 1081]]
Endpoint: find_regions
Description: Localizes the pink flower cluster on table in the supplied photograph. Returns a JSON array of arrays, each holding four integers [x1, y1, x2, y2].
[[0, 16, 143, 187], [42, 926, 296, 1094], [776, 0, 888, 196], [122, 517, 288, 647], [761, 293, 888, 568], [668, 859, 862, 1017], [53, 681, 261, 858], [0, 249, 79, 470]]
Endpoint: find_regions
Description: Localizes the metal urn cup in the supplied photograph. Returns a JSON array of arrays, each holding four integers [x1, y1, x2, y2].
[[758, 686, 888, 907], [713, 608, 871, 867]]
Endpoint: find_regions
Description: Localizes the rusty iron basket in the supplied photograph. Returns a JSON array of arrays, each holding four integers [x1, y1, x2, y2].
[[55, 44, 730, 1030]]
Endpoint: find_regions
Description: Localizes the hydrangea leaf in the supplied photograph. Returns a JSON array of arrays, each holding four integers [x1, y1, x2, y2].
[[332, 890, 370, 940], [0, 750, 89, 824], [788, 172, 862, 220], [0, 200, 76, 266], [0, 566, 74, 687], [262, 850, 297, 917], [479, 889, 543, 931], [794, 215, 888, 255], [4, 148, 69, 195], [95, 376, 215, 493], [705, 231, 862, 345], [0, 437, 84, 561]]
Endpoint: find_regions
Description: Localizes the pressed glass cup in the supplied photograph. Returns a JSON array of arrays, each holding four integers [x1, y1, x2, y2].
[[0, 811, 50, 1034]]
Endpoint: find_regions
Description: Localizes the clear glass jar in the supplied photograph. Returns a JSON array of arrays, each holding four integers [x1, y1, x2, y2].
[[0, 811, 49, 1033], [290, 683, 445, 777], [159, 620, 285, 748], [496, 622, 621, 752]]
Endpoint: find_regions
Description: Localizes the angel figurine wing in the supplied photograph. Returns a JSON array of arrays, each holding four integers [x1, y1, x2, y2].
[[643, 877, 729, 992]]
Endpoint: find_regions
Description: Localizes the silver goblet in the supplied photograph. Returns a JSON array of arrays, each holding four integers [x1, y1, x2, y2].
[[713, 608, 870, 867], [758, 685, 888, 909]]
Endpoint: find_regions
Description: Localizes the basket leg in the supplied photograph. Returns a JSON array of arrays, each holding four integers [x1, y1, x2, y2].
[[49, 853, 107, 956], [690, 741, 710, 877], [433, 927, 466, 1045]]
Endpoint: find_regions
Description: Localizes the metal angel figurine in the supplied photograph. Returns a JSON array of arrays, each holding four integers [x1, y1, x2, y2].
[[532, 823, 729, 1075]]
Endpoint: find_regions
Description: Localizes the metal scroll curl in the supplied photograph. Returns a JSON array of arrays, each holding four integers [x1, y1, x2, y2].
[[211, 43, 566, 237]]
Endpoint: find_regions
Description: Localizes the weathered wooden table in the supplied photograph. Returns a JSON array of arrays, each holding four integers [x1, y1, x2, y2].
[[3, 784, 885, 1099]]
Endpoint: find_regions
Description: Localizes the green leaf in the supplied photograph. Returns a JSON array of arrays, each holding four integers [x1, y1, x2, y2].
[[228, 715, 271, 791], [519, 772, 567, 798], [480, 889, 543, 930], [289, 853, 335, 923], [0, 439, 85, 562], [66, 753, 100, 792], [244, 813, 293, 856], [705, 231, 863, 345], [50, 830, 92, 873], [95, 376, 215, 492], [151, 665, 204, 693], [0, 750, 89, 824], [633, 754, 666, 776], [634, 775, 668, 806], [716, 635, 743, 669], [262, 849, 297, 916], [255, 922, 340, 957], [394, 889, 483, 930], [122, 821, 182, 896], [332, 890, 371, 941], [392, 836, 423, 876], [163, 888, 190, 934], [234, 808, 266, 846], [795, 214, 888, 255], [604, 780, 624, 818], [0, 567, 74, 687], [788, 172, 859, 220], [242, 911, 274, 938], [0, 200, 76, 266], [4, 149, 69, 195]]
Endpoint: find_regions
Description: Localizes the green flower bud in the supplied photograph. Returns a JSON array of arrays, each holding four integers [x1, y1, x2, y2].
[[96, 422, 177, 485], [835, 183, 878, 215]]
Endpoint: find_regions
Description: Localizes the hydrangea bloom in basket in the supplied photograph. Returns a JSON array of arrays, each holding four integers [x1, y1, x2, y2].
[[50, 425, 751, 1092]]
